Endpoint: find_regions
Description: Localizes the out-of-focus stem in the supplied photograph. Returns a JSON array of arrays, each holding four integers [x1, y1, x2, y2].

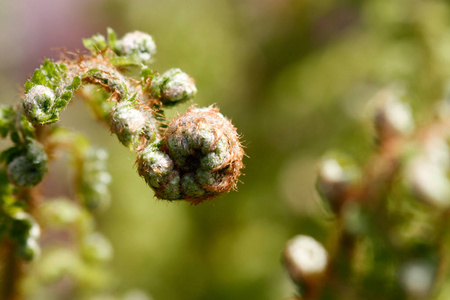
[[431, 210, 450, 298], [1, 239, 23, 300], [0, 124, 49, 300]]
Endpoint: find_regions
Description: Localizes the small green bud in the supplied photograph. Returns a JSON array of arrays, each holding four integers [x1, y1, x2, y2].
[[199, 135, 230, 170], [22, 85, 58, 124], [158, 171, 181, 200], [110, 101, 147, 150], [283, 235, 328, 289], [7, 141, 48, 187], [83, 34, 108, 53], [137, 141, 184, 200], [137, 141, 174, 189], [81, 232, 113, 264], [117, 31, 156, 63], [196, 168, 220, 186], [181, 173, 205, 198], [150, 68, 197, 105]]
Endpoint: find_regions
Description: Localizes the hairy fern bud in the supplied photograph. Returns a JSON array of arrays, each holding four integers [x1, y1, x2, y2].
[[110, 101, 148, 150], [23, 85, 57, 124], [7, 141, 48, 187], [117, 31, 157, 63], [137, 106, 244, 203], [150, 68, 197, 105]]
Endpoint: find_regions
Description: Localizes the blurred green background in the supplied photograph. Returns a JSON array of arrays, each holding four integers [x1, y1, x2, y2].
[[2, 0, 450, 299]]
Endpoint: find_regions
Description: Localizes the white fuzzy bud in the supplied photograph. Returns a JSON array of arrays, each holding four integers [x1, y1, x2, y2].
[[110, 101, 147, 150], [405, 155, 450, 208], [284, 235, 328, 285], [118, 31, 156, 62], [399, 261, 435, 299], [23, 85, 57, 124], [374, 90, 414, 139]]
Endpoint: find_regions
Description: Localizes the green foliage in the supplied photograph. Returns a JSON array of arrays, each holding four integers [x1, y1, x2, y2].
[[24, 59, 68, 93], [83, 34, 108, 53]]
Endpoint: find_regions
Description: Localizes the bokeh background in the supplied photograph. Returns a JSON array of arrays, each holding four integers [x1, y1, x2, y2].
[[2, 0, 450, 299]]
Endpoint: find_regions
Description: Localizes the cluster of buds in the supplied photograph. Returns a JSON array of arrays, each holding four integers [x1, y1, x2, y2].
[[0, 27, 244, 299], [283, 88, 450, 298], [17, 28, 244, 203]]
